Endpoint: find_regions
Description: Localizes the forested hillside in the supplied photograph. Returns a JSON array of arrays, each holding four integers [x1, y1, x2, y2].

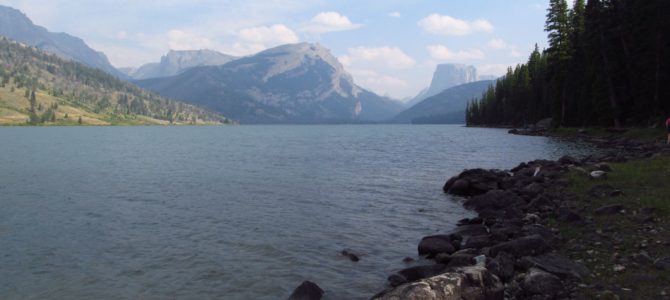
[[467, 0, 670, 128], [0, 37, 229, 125]]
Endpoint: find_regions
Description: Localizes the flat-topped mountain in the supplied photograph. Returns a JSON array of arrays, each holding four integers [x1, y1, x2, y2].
[[0, 5, 127, 79], [130, 49, 238, 80], [407, 64, 478, 107], [137, 43, 404, 124]]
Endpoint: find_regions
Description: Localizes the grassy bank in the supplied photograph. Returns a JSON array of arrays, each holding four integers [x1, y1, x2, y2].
[[551, 154, 670, 299], [550, 127, 667, 143]]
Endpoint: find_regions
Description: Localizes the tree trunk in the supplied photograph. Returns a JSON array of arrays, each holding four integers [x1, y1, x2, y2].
[[599, 32, 622, 128], [653, 32, 661, 119]]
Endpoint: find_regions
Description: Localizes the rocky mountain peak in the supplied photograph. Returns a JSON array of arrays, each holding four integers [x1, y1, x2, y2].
[[0, 5, 125, 78], [255, 43, 360, 98]]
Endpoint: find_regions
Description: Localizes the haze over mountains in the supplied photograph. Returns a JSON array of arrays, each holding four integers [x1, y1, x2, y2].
[[0, 5, 127, 79], [0, 4, 503, 125], [0, 37, 228, 125], [126, 50, 238, 80], [392, 80, 493, 124], [137, 43, 405, 123], [407, 64, 478, 107]]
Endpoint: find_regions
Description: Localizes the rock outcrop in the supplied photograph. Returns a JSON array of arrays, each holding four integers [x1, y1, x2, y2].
[[373, 266, 503, 300]]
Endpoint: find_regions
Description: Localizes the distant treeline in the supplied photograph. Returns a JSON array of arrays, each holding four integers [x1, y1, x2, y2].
[[467, 0, 670, 128]]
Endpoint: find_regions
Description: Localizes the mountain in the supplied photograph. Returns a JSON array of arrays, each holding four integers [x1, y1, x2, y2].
[[478, 75, 499, 81], [0, 5, 127, 79], [391, 80, 493, 124], [406, 64, 478, 107], [0, 37, 228, 125], [130, 50, 238, 80], [137, 43, 404, 124]]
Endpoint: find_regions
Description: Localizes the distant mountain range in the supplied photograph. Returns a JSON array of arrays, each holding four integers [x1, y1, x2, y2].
[[0, 37, 228, 125], [392, 80, 493, 124], [137, 43, 404, 124], [126, 50, 238, 80], [0, 5, 127, 79], [0, 4, 502, 125]]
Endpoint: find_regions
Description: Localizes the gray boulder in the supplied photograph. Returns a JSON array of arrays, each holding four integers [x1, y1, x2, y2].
[[490, 234, 552, 258], [288, 281, 324, 300], [418, 235, 458, 257], [485, 252, 515, 281], [519, 253, 589, 281], [521, 268, 564, 298], [388, 264, 447, 287], [374, 266, 504, 300]]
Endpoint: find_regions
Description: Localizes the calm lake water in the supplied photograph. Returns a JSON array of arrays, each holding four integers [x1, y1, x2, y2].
[[0, 125, 593, 299]]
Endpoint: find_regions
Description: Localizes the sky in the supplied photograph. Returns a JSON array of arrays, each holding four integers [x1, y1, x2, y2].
[[0, 0, 550, 100]]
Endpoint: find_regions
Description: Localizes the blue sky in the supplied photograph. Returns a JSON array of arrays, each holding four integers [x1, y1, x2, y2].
[[0, 0, 550, 100]]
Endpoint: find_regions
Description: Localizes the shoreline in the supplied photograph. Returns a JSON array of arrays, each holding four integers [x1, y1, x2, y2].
[[286, 129, 670, 299], [365, 131, 670, 299]]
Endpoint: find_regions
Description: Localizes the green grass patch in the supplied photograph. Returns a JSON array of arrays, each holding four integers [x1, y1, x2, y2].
[[550, 127, 667, 143], [552, 154, 670, 298], [567, 155, 670, 216]]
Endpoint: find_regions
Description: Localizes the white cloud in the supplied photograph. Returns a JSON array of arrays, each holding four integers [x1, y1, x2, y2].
[[303, 11, 361, 33], [339, 46, 415, 69], [477, 64, 513, 77], [486, 38, 524, 58], [237, 24, 299, 45], [486, 38, 508, 50], [349, 69, 408, 97], [427, 45, 485, 61], [115, 31, 128, 40], [388, 11, 401, 18], [418, 14, 493, 36], [167, 29, 216, 50]]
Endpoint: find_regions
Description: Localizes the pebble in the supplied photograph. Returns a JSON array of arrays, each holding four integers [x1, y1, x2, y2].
[[613, 265, 626, 272]]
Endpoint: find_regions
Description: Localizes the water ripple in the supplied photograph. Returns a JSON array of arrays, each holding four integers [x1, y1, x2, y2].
[[0, 125, 594, 300]]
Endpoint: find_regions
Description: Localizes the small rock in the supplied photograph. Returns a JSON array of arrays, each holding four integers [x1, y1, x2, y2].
[[447, 253, 476, 268], [594, 163, 612, 172], [340, 250, 360, 262], [434, 253, 451, 264], [588, 184, 621, 198], [631, 251, 653, 264], [654, 257, 670, 270], [559, 155, 582, 166], [589, 170, 607, 179], [474, 255, 486, 266], [402, 257, 415, 263], [613, 265, 626, 272], [462, 235, 491, 249], [288, 281, 324, 300], [594, 204, 624, 215]]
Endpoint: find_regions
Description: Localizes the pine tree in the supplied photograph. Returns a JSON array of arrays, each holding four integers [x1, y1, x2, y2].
[[545, 0, 572, 126]]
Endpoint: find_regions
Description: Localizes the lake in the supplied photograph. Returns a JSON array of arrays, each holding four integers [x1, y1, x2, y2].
[[0, 125, 594, 299]]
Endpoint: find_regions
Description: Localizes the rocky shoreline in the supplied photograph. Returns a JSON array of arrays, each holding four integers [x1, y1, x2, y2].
[[290, 133, 670, 300]]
